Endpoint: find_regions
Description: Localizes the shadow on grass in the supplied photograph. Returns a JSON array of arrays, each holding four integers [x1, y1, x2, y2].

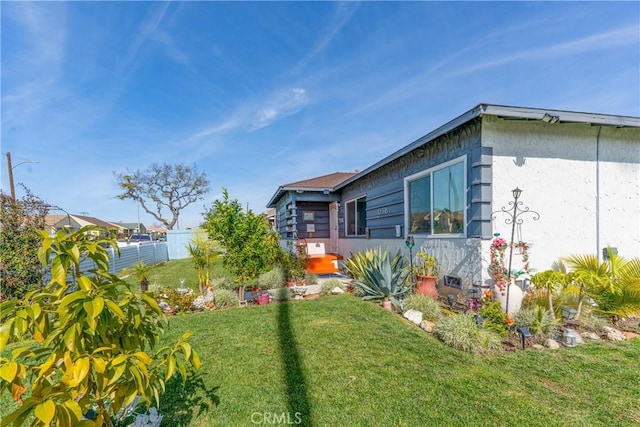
[[159, 371, 220, 426], [278, 301, 312, 426]]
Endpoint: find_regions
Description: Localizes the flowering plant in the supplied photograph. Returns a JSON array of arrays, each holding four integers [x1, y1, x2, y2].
[[415, 252, 439, 277], [489, 237, 508, 292], [489, 237, 531, 296]]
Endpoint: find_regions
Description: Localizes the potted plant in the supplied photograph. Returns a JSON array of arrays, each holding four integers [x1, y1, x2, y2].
[[414, 252, 439, 299]]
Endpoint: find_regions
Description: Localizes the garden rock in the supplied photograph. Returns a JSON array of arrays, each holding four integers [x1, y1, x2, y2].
[[603, 326, 625, 341], [403, 309, 423, 325], [420, 320, 435, 333], [532, 344, 545, 350], [331, 287, 345, 295], [544, 339, 560, 350], [581, 332, 600, 341]]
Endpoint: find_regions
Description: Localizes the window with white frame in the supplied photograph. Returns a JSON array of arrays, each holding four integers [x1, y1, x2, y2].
[[405, 158, 465, 236], [345, 196, 366, 236]]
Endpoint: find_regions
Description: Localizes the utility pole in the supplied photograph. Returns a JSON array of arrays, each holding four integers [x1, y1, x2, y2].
[[6, 152, 15, 200], [5, 152, 39, 200]]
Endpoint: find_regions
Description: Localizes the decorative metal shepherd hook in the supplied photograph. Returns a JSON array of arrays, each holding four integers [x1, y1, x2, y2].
[[492, 188, 540, 314]]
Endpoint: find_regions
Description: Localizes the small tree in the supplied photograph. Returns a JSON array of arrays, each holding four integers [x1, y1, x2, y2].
[[0, 188, 48, 300], [0, 226, 200, 426], [115, 163, 210, 230], [128, 261, 152, 292], [202, 189, 280, 295], [186, 231, 222, 293]]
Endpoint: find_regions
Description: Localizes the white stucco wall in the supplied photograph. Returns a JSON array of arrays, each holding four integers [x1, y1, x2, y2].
[[485, 117, 640, 272]]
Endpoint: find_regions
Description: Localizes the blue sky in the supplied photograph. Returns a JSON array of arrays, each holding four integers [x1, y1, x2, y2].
[[2, 1, 638, 229]]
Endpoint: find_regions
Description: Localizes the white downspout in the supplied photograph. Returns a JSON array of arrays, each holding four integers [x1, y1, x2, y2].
[[595, 126, 602, 261]]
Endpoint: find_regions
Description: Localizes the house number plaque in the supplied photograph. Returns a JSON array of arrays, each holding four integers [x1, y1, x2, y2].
[[377, 207, 389, 216]]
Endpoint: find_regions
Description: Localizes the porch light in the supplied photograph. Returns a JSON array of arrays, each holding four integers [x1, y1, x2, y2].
[[511, 187, 522, 201], [516, 326, 532, 350], [561, 307, 577, 321]]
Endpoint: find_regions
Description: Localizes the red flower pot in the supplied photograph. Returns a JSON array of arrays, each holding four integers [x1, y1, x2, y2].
[[415, 275, 438, 300]]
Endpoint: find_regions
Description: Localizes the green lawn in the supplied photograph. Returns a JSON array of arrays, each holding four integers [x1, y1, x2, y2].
[[121, 257, 228, 291], [156, 295, 640, 427]]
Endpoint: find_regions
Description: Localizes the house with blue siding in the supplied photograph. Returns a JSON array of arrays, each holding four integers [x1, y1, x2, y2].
[[268, 104, 640, 289]]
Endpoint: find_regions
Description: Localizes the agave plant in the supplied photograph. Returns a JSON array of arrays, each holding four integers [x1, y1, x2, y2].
[[353, 249, 410, 308], [343, 247, 405, 282], [563, 248, 640, 319]]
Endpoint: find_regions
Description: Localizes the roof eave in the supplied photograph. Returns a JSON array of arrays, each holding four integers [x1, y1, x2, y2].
[[336, 103, 640, 190], [336, 104, 485, 190]]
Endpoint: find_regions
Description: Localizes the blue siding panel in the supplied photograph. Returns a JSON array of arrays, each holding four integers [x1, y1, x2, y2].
[[340, 118, 483, 240]]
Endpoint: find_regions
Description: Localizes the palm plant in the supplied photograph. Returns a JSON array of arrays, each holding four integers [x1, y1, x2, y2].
[[353, 249, 410, 308], [563, 249, 640, 319], [130, 260, 152, 292], [530, 270, 566, 316], [187, 234, 222, 293]]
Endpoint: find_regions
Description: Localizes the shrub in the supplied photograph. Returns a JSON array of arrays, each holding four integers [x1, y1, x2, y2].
[[0, 226, 200, 426], [210, 276, 236, 290], [151, 287, 197, 315], [215, 289, 239, 308], [479, 301, 509, 337], [257, 266, 286, 289], [320, 278, 346, 296], [404, 294, 442, 321], [514, 306, 558, 336], [580, 310, 610, 333], [0, 189, 47, 300], [305, 273, 319, 285], [435, 314, 502, 354]]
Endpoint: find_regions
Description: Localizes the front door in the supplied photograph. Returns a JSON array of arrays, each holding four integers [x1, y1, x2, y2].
[[329, 202, 339, 253]]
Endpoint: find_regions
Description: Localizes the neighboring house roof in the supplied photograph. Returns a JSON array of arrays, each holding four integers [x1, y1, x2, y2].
[[72, 215, 119, 229], [147, 225, 167, 233], [335, 103, 640, 190], [44, 215, 69, 228], [267, 172, 356, 207], [264, 208, 276, 220], [109, 222, 143, 230]]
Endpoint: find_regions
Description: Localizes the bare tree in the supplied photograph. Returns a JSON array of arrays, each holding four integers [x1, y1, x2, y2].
[[115, 163, 210, 230]]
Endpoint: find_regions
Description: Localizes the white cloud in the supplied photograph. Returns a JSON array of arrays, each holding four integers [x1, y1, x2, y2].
[[459, 25, 638, 75], [250, 88, 310, 130]]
